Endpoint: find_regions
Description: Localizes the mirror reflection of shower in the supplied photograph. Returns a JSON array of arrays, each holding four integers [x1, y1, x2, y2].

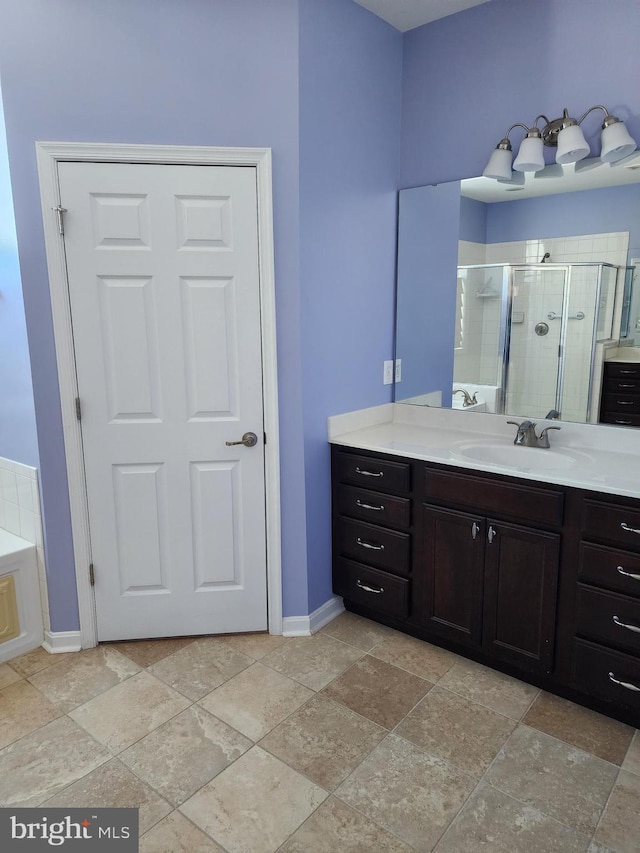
[[453, 262, 621, 423]]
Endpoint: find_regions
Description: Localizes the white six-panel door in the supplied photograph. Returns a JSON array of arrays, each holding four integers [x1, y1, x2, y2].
[[57, 161, 267, 640]]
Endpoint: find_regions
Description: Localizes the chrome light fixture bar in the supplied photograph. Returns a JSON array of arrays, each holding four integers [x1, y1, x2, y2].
[[483, 106, 637, 180]]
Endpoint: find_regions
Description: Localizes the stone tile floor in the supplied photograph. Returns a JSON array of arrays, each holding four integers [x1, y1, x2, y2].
[[0, 611, 639, 852]]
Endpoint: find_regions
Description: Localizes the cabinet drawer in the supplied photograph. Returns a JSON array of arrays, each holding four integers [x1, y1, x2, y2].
[[423, 468, 563, 526], [579, 542, 640, 598], [335, 517, 410, 576], [603, 393, 640, 414], [334, 451, 410, 494], [336, 484, 411, 530], [333, 558, 410, 618], [576, 585, 640, 656], [582, 499, 640, 551], [605, 363, 640, 380], [572, 638, 640, 712], [600, 412, 640, 427], [604, 377, 640, 394]]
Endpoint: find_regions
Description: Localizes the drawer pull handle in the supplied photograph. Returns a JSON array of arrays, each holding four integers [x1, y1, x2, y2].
[[614, 420, 633, 425], [357, 538, 384, 551], [617, 565, 640, 581], [613, 615, 640, 633], [355, 467, 383, 478], [620, 522, 640, 535], [487, 525, 497, 544], [356, 500, 384, 512], [471, 522, 480, 540], [618, 384, 636, 389], [356, 579, 384, 594], [608, 671, 640, 692], [617, 401, 635, 406], [619, 369, 638, 375]]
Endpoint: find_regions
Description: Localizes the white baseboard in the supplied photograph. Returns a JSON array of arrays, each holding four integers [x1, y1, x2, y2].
[[282, 595, 344, 637], [42, 630, 82, 654]]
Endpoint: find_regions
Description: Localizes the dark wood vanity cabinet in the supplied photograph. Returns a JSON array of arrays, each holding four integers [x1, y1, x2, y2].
[[419, 468, 561, 676], [331, 444, 640, 727], [600, 361, 640, 427]]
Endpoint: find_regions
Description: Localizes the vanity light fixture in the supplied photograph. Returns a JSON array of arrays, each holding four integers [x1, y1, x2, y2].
[[483, 106, 637, 179]]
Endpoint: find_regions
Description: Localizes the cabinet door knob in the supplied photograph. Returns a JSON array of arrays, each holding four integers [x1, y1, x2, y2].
[[471, 522, 480, 540], [487, 526, 497, 544]]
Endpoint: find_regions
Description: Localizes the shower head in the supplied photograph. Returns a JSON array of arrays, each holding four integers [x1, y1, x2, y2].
[[540, 252, 551, 263]]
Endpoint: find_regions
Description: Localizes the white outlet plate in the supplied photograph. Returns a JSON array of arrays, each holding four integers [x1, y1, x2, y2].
[[395, 359, 402, 382], [383, 360, 394, 385]]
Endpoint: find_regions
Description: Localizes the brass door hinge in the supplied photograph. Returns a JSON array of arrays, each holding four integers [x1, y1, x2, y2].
[[89, 563, 95, 586]]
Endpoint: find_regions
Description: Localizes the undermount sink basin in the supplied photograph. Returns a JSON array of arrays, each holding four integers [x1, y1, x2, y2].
[[451, 440, 590, 472]]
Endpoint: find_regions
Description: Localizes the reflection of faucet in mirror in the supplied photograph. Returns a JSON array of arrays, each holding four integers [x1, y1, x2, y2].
[[545, 409, 561, 419], [453, 388, 478, 407]]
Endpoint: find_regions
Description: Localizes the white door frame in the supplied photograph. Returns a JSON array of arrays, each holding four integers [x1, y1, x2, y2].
[[36, 142, 282, 648]]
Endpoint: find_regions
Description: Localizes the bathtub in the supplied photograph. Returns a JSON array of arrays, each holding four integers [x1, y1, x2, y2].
[[0, 528, 42, 663]]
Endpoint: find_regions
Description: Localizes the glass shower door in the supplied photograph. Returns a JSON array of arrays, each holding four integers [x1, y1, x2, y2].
[[505, 267, 567, 419]]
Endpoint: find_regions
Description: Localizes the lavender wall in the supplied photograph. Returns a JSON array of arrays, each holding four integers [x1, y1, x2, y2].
[[0, 92, 37, 467], [459, 195, 487, 244], [0, 0, 304, 628], [401, 0, 640, 189], [299, 0, 402, 611], [395, 183, 460, 403]]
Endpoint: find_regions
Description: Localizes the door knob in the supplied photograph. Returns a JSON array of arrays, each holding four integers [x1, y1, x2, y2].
[[226, 432, 258, 448]]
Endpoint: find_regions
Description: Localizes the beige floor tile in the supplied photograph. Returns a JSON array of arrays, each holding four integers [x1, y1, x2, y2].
[[140, 811, 226, 853], [593, 769, 640, 853], [260, 693, 385, 790], [43, 758, 172, 833], [523, 692, 634, 765], [437, 657, 539, 719], [0, 716, 110, 807], [395, 686, 516, 777], [110, 638, 196, 668], [261, 634, 363, 691], [7, 645, 59, 677], [319, 611, 393, 651], [28, 646, 140, 712], [69, 671, 190, 754], [0, 679, 62, 749], [120, 705, 252, 806], [322, 654, 431, 729], [215, 631, 288, 659], [622, 730, 640, 776], [0, 662, 22, 688], [180, 746, 327, 853], [588, 843, 617, 853], [148, 638, 252, 700], [280, 796, 414, 853], [484, 725, 618, 834], [335, 733, 475, 852], [198, 661, 313, 741], [369, 631, 459, 681], [435, 782, 591, 853]]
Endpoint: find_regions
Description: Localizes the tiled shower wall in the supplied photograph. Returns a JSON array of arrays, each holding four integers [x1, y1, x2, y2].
[[456, 232, 629, 421], [0, 457, 48, 631]]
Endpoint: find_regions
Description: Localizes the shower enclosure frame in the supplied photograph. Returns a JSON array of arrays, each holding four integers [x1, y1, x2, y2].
[[458, 262, 620, 422]]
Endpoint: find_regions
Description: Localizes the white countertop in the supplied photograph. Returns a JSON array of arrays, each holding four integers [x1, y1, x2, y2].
[[605, 346, 640, 363], [328, 404, 640, 499]]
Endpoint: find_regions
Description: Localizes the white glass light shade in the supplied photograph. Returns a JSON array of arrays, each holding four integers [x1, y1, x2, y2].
[[483, 147, 513, 180], [513, 136, 545, 172], [600, 121, 637, 163], [556, 124, 590, 164]]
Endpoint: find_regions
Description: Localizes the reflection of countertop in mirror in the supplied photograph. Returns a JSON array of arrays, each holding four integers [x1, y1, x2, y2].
[[328, 403, 640, 499], [604, 347, 640, 363]]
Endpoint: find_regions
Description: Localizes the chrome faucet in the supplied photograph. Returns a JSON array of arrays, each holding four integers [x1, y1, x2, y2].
[[507, 419, 561, 448], [453, 388, 478, 407]]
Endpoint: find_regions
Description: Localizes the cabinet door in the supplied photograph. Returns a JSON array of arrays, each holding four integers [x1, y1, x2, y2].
[[483, 520, 560, 674], [420, 505, 484, 648]]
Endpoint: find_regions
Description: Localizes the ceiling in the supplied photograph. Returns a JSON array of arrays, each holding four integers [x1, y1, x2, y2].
[[353, 0, 494, 32]]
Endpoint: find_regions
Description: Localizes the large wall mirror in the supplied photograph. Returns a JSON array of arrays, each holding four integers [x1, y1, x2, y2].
[[395, 156, 640, 425]]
